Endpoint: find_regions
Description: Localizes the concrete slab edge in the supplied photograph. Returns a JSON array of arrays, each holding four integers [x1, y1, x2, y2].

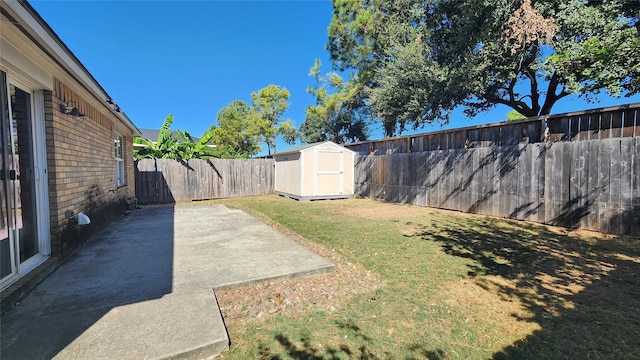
[[211, 263, 336, 291], [159, 341, 230, 360], [160, 289, 230, 360]]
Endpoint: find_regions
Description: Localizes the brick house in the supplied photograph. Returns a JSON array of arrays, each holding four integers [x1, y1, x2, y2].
[[0, 0, 140, 306]]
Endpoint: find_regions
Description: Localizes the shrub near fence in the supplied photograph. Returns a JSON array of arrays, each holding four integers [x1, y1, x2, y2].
[[135, 158, 274, 204], [348, 103, 640, 236]]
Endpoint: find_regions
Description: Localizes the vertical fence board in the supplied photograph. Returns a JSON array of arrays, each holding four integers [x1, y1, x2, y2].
[[417, 152, 427, 206], [461, 149, 471, 211], [408, 153, 418, 205], [436, 150, 446, 208], [609, 139, 622, 234], [597, 140, 612, 233], [632, 138, 640, 235], [424, 152, 434, 207], [442, 150, 455, 210], [576, 141, 589, 230], [498, 148, 509, 218], [489, 148, 499, 217], [535, 144, 547, 224], [460, 150, 472, 211], [527, 143, 538, 220], [517, 144, 530, 220], [433, 151, 442, 208], [426, 152, 435, 207], [586, 140, 600, 231], [619, 138, 633, 235], [475, 147, 488, 215], [544, 144, 556, 224]]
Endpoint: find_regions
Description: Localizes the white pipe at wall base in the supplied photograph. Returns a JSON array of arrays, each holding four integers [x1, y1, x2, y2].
[[77, 212, 91, 225]]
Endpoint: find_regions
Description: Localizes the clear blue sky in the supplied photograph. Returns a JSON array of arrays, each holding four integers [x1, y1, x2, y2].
[[31, 0, 640, 154]]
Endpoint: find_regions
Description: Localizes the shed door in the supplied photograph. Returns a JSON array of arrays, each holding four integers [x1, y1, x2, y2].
[[315, 148, 343, 196]]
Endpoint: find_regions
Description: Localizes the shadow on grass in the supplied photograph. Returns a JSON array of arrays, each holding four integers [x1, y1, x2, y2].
[[415, 218, 640, 359], [259, 319, 447, 360]]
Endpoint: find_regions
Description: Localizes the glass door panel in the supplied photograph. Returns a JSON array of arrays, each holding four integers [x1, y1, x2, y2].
[[11, 84, 39, 265], [0, 71, 17, 286], [0, 72, 40, 289]]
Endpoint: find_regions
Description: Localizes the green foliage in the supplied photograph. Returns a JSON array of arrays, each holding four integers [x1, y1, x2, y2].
[[251, 84, 297, 155], [134, 114, 179, 159], [134, 114, 217, 160], [278, 119, 299, 145], [328, 0, 640, 136], [506, 110, 526, 121], [174, 129, 218, 160], [209, 100, 263, 158], [211, 85, 299, 157], [300, 59, 369, 143], [209, 144, 252, 159]]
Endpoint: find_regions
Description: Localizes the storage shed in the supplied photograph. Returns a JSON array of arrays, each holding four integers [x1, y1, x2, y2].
[[274, 141, 355, 201]]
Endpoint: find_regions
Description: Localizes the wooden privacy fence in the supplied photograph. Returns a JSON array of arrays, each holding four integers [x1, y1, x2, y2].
[[347, 102, 640, 154], [349, 103, 640, 236], [135, 158, 274, 204]]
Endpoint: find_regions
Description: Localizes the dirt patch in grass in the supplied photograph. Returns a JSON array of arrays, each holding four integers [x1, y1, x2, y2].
[[441, 276, 540, 330], [215, 219, 384, 328], [336, 199, 434, 221]]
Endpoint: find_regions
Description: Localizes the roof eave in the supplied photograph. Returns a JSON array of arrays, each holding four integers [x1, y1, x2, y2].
[[8, 0, 141, 136]]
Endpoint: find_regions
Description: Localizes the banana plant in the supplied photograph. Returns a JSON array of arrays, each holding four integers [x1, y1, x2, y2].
[[133, 114, 180, 159], [134, 114, 219, 160]]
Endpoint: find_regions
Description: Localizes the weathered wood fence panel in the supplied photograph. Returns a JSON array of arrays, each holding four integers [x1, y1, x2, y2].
[[354, 138, 639, 236], [134, 158, 274, 204], [349, 103, 640, 236], [347, 102, 639, 154]]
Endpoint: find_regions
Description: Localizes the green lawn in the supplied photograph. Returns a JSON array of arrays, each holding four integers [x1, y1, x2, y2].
[[207, 195, 640, 360]]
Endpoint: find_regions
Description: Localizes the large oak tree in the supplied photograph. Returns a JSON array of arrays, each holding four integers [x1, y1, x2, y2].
[[328, 0, 639, 136]]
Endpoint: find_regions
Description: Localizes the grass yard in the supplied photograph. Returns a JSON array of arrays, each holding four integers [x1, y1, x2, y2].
[[207, 195, 640, 359]]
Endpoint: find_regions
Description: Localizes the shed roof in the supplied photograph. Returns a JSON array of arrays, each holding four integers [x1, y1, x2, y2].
[[274, 141, 355, 156]]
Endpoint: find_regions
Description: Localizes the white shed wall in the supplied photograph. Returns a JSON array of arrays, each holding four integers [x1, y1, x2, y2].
[[274, 153, 301, 195]]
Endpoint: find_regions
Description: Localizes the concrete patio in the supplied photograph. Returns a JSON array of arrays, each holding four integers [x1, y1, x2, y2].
[[0, 204, 335, 359]]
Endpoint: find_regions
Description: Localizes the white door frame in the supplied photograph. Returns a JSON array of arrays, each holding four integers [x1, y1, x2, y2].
[[0, 75, 18, 289], [0, 74, 50, 290]]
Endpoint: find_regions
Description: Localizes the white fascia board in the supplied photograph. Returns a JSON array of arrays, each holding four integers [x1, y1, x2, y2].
[[3, 0, 141, 136]]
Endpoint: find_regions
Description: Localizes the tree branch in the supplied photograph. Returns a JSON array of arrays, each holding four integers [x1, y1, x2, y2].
[[486, 95, 536, 117], [507, 74, 517, 104], [540, 72, 570, 115]]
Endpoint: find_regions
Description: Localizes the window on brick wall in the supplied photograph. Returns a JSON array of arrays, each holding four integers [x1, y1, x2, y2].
[[115, 133, 125, 187]]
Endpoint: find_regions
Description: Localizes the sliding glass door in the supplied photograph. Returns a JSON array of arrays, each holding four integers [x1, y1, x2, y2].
[[0, 71, 48, 290]]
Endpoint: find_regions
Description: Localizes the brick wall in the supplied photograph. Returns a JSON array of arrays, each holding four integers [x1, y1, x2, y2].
[[46, 80, 136, 258]]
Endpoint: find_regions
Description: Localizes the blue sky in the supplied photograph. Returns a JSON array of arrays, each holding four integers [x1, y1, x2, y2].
[[31, 0, 640, 155]]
